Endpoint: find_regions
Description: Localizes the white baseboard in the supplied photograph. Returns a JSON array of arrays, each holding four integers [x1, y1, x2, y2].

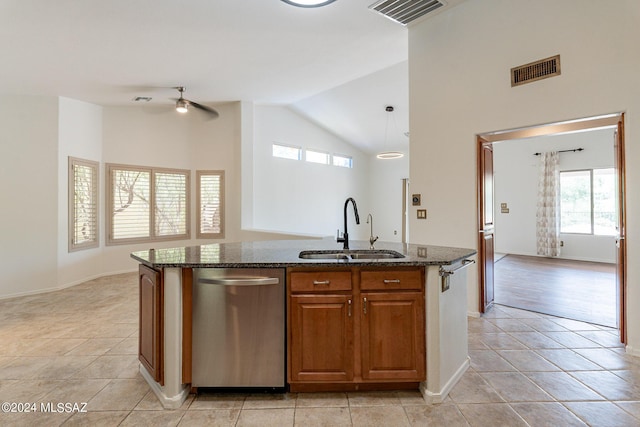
[[468, 311, 481, 318], [139, 365, 189, 410], [0, 268, 137, 301], [420, 356, 470, 404], [626, 344, 640, 358]]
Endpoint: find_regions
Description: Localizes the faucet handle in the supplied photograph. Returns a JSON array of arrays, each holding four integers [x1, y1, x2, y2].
[[336, 229, 344, 243]]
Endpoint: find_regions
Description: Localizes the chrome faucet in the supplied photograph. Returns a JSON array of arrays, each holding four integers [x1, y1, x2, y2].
[[337, 197, 360, 250], [366, 214, 378, 249]]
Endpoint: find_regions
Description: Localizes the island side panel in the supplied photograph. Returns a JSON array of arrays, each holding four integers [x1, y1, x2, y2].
[[421, 264, 470, 403], [139, 267, 190, 409]]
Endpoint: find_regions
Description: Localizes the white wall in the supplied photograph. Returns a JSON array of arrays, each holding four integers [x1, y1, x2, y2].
[[0, 95, 59, 296], [57, 97, 104, 287], [0, 99, 307, 299], [368, 154, 409, 243], [252, 105, 370, 240], [100, 103, 244, 274], [494, 128, 616, 263], [408, 0, 640, 353]]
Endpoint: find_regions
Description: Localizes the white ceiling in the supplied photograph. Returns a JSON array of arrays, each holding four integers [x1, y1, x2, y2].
[[0, 0, 463, 154]]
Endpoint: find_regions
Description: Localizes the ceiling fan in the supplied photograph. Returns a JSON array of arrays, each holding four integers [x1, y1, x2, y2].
[[172, 86, 219, 119]]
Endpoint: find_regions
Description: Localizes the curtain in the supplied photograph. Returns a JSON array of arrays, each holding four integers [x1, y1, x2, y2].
[[536, 151, 561, 257]]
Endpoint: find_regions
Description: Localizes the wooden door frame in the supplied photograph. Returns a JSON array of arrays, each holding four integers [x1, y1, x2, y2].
[[476, 113, 627, 342]]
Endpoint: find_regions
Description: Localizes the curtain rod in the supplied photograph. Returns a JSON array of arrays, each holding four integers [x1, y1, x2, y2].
[[534, 148, 584, 156]]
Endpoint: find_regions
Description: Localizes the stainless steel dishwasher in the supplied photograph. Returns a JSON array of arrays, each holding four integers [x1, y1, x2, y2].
[[192, 268, 285, 389]]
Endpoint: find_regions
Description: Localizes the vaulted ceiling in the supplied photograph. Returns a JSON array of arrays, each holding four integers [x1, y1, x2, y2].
[[0, 0, 464, 154]]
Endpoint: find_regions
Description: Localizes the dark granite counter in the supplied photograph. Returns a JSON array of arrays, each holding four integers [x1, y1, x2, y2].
[[130, 238, 476, 268]]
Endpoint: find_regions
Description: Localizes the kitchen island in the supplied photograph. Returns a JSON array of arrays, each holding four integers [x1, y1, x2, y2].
[[131, 238, 476, 409]]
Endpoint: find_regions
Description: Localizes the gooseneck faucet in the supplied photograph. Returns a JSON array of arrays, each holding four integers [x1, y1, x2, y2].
[[366, 214, 379, 249], [337, 197, 360, 250]]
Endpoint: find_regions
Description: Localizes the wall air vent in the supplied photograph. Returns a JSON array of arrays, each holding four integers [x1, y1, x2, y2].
[[511, 55, 561, 87], [369, 0, 445, 26]]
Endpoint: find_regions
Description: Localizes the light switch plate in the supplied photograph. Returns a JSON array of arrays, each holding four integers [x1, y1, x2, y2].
[[417, 209, 427, 219]]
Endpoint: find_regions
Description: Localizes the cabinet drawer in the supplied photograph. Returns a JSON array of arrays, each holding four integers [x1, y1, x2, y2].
[[290, 271, 352, 292], [360, 268, 423, 291]]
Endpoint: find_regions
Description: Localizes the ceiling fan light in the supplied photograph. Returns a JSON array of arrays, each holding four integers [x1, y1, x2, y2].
[[281, 0, 337, 7], [376, 151, 404, 160], [176, 98, 188, 113]]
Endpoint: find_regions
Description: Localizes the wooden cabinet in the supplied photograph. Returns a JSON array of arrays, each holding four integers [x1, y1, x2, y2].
[[288, 266, 425, 391], [360, 292, 425, 381], [139, 264, 164, 384], [290, 294, 354, 382]]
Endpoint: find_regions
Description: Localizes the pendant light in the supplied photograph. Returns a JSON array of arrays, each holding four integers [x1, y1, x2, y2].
[[376, 106, 405, 160]]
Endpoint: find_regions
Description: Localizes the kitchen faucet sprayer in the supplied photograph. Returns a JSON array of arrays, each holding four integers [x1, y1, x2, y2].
[[337, 197, 359, 250], [366, 214, 378, 249]]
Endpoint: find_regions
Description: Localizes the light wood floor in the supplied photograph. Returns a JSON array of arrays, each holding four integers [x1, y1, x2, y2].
[[494, 254, 617, 328]]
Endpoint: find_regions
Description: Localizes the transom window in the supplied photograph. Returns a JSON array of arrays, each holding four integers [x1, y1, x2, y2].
[[273, 143, 302, 160], [332, 154, 353, 168], [305, 149, 330, 165]]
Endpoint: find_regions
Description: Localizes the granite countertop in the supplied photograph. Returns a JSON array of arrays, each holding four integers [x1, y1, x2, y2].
[[131, 238, 476, 268]]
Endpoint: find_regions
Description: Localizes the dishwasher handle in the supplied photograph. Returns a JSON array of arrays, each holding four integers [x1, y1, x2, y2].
[[199, 276, 280, 286]]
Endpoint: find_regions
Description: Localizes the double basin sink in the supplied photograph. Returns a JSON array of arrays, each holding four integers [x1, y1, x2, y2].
[[299, 249, 405, 261]]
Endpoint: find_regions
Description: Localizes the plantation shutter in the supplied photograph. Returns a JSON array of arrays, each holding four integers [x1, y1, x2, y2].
[[110, 167, 151, 240], [197, 171, 225, 238], [69, 157, 99, 251], [155, 172, 188, 237]]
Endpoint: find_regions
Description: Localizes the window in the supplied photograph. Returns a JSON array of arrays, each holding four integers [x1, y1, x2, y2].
[[273, 143, 301, 160], [560, 168, 616, 235], [332, 154, 353, 168], [197, 170, 225, 239], [305, 149, 329, 165], [69, 157, 99, 251], [107, 164, 190, 245]]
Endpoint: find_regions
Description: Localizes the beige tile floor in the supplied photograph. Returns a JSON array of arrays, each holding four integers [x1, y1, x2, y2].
[[0, 273, 639, 426]]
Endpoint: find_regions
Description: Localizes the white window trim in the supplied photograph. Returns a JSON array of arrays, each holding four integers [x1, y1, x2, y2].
[[106, 163, 190, 245], [68, 157, 99, 252], [196, 170, 225, 239]]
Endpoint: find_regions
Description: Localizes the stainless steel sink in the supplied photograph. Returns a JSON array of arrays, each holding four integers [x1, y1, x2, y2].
[[299, 249, 405, 260]]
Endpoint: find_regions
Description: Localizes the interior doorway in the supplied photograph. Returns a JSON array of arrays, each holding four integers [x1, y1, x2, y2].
[[476, 113, 627, 342]]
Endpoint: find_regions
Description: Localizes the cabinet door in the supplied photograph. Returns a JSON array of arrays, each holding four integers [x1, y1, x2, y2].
[[139, 265, 163, 384], [360, 292, 425, 381], [290, 294, 353, 382]]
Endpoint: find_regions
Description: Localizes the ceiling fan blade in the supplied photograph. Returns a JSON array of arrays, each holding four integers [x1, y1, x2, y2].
[[185, 99, 219, 119]]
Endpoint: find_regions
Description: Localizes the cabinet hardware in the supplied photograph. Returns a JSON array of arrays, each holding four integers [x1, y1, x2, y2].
[[383, 279, 400, 284], [348, 299, 352, 317], [313, 280, 331, 285], [363, 297, 367, 314]]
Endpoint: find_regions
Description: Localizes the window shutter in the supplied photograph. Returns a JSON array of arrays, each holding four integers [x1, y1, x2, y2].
[[197, 171, 225, 238], [69, 157, 99, 251], [110, 167, 151, 240], [155, 172, 188, 236]]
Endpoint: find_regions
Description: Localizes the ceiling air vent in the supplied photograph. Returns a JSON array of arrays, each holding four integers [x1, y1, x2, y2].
[[511, 55, 561, 87], [369, 0, 445, 26]]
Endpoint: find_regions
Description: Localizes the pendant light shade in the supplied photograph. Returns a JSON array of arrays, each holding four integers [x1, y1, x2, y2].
[[376, 151, 404, 159], [377, 106, 405, 160]]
